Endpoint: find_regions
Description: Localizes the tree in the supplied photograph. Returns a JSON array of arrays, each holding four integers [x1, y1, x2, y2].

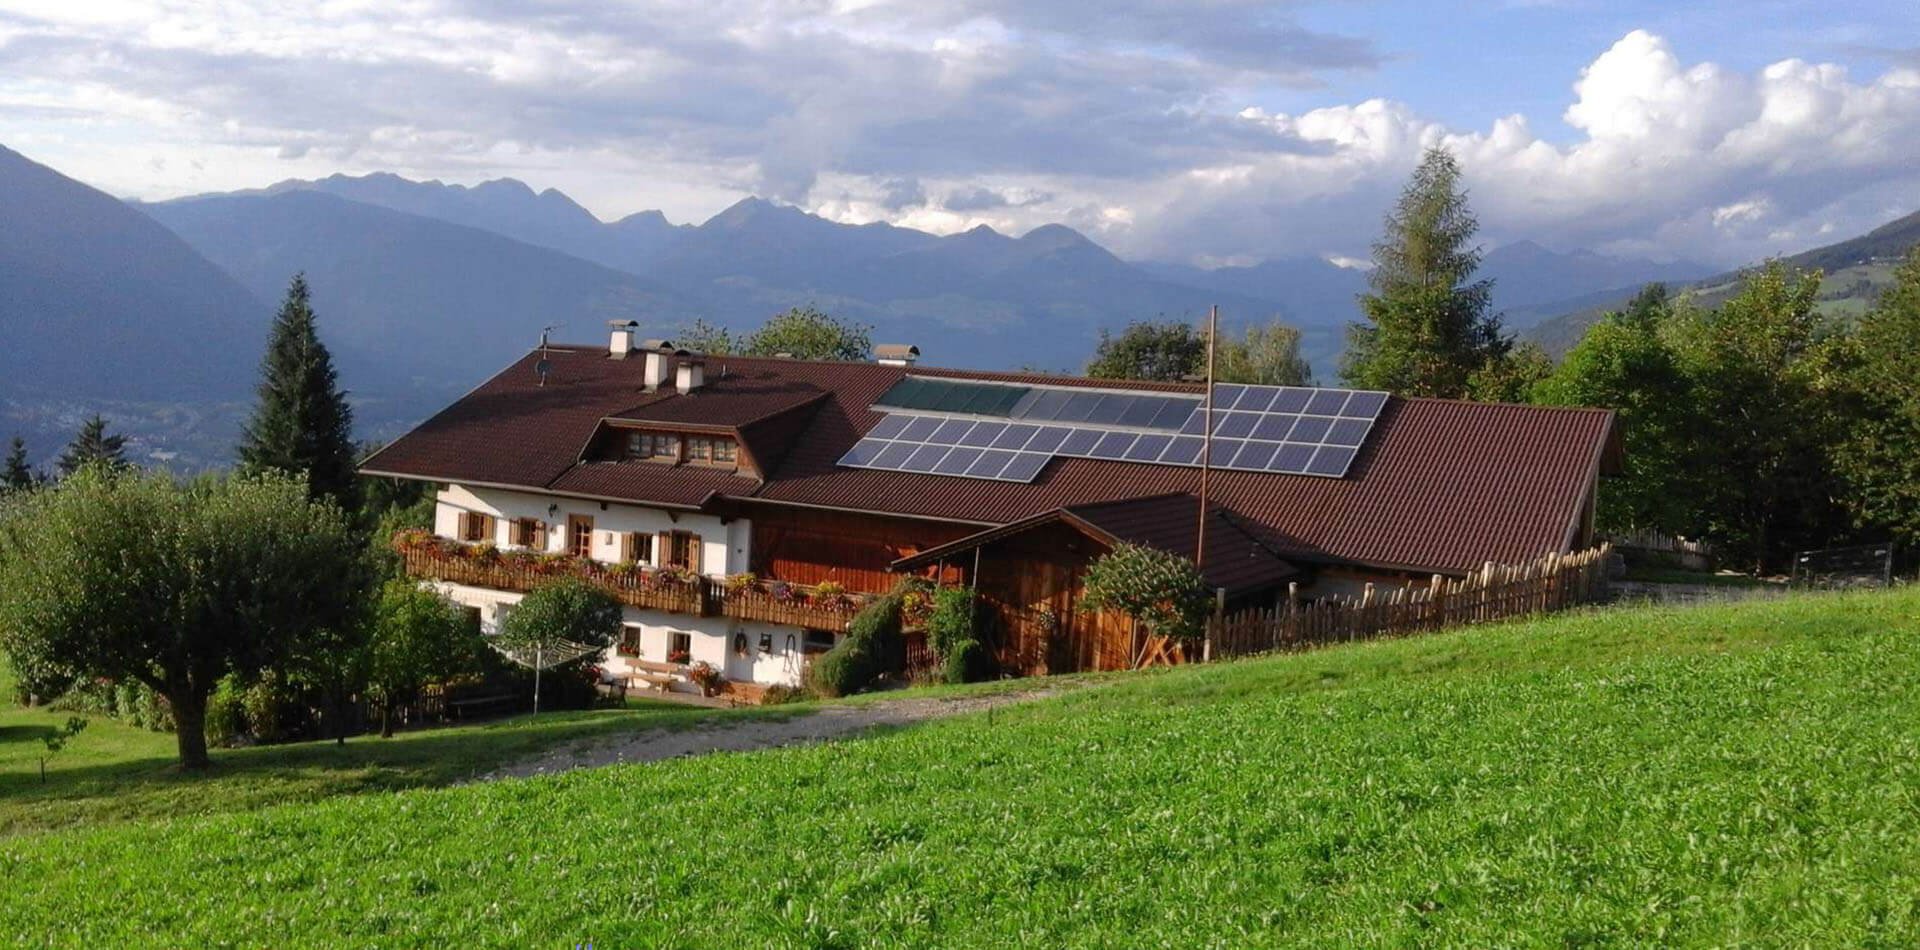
[[1342, 146, 1509, 397], [365, 581, 480, 737], [0, 469, 365, 769], [676, 318, 736, 356], [237, 274, 360, 511], [741, 306, 871, 361], [1536, 285, 1696, 533], [496, 577, 622, 712], [1467, 341, 1555, 403], [1663, 262, 1847, 571], [2, 437, 34, 493], [55, 415, 127, 476], [1078, 543, 1211, 646], [1215, 319, 1312, 386], [1834, 247, 1920, 548], [1086, 320, 1206, 382]]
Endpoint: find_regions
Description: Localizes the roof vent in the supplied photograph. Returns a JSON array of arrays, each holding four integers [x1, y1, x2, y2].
[[875, 343, 920, 366], [676, 358, 705, 394], [608, 320, 638, 358], [643, 341, 686, 391]]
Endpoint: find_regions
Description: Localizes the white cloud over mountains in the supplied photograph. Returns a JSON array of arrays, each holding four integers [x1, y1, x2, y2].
[[0, 2, 1915, 266]]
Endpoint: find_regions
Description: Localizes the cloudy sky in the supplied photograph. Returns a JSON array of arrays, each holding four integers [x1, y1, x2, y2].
[[1, 0, 1915, 266]]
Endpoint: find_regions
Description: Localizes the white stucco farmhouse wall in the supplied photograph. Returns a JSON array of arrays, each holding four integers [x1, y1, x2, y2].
[[424, 484, 813, 689]]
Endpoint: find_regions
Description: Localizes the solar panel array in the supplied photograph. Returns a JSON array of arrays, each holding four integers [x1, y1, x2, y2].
[[839, 379, 1389, 483]]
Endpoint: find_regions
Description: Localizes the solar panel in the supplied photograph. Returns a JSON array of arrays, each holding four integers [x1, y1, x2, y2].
[[842, 383, 1388, 481]]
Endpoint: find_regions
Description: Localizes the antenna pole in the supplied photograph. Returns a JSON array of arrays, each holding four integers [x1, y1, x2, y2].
[[1197, 304, 1217, 568]]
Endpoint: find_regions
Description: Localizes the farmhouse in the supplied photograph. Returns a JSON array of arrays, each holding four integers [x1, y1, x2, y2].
[[361, 323, 1619, 695]]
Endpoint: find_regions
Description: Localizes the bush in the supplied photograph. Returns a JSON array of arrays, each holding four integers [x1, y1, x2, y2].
[[943, 639, 992, 685], [926, 586, 979, 662], [759, 684, 810, 705], [50, 679, 173, 732], [1079, 543, 1211, 641], [204, 676, 248, 747], [806, 639, 873, 698]]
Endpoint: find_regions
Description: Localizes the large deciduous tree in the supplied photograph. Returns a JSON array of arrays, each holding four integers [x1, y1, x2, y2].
[[1215, 319, 1312, 386], [1342, 146, 1509, 397], [1086, 320, 1206, 382], [365, 580, 480, 737], [55, 415, 128, 476], [237, 273, 359, 511], [1536, 284, 1697, 533], [741, 306, 871, 361], [1663, 262, 1849, 571], [0, 469, 365, 769], [1834, 247, 1920, 549]]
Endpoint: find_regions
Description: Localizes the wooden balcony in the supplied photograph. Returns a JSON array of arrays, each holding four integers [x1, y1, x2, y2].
[[716, 582, 872, 632], [400, 545, 708, 617], [395, 532, 885, 632]]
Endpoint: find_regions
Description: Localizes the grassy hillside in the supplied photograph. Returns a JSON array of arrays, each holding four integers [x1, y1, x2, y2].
[[1528, 209, 1920, 355], [4, 589, 1917, 946]]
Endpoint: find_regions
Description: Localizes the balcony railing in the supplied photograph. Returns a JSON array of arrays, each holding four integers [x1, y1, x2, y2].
[[393, 532, 878, 632], [398, 541, 706, 616]]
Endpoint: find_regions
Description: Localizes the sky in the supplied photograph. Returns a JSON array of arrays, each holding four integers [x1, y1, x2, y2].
[[0, 0, 1915, 267]]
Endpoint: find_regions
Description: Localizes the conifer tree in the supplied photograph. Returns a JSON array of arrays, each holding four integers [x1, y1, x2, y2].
[[237, 273, 359, 511], [1342, 146, 1509, 397], [2, 436, 34, 493], [55, 416, 128, 476]]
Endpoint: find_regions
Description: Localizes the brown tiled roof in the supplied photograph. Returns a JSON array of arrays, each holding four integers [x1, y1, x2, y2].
[[894, 493, 1298, 596], [362, 345, 1616, 575]]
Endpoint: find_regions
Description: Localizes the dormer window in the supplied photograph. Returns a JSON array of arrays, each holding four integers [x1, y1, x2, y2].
[[687, 436, 737, 467], [626, 432, 678, 461]]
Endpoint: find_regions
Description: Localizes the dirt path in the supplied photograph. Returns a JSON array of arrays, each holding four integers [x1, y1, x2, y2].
[[482, 688, 1063, 781]]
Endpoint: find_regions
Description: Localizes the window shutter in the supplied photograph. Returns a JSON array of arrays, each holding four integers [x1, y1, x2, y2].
[[619, 532, 637, 563], [656, 531, 672, 568], [533, 521, 548, 551], [481, 515, 498, 543], [457, 512, 473, 540], [689, 534, 704, 575]]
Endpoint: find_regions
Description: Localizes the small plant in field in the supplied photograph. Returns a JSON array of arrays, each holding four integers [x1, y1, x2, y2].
[[1079, 543, 1210, 641], [38, 716, 88, 783]]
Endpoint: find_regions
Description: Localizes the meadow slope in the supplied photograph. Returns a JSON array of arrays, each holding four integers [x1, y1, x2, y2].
[[3, 589, 1918, 947]]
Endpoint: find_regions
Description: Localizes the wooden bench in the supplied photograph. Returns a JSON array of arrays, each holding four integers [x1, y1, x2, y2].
[[444, 692, 517, 720], [626, 660, 690, 693]]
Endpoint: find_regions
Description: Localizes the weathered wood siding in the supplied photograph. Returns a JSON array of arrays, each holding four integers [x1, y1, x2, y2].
[[747, 506, 972, 594]]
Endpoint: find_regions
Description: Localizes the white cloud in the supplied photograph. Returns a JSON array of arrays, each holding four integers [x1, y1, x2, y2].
[[0, 6, 1915, 267]]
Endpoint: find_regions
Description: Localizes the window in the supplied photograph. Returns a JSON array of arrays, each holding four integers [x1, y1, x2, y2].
[[458, 511, 496, 543], [568, 515, 594, 558], [686, 436, 738, 467], [663, 530, 701, 571], [667, 631, 692, 665], [510, 518, 547, 549], [617, 624, 642, 658], [803, 629, 837, 654], [625, 432, 679, 460]]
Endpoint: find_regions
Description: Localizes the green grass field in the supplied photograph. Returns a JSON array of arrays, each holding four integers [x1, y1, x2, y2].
[[0, 684, 760, 835], [4, 589, 1919, 947]]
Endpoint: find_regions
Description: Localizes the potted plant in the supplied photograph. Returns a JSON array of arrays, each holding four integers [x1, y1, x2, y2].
[[768, 580, 796, 604], [687, 661, 725, 697], [723, 572, 759, 597], [667, 648, 691, 666], [812, 580, 851, 611]]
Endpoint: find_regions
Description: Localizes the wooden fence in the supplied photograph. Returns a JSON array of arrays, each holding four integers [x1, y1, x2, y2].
[[1206, 545, 1613, 660], [1607, 529, 1713, 570]]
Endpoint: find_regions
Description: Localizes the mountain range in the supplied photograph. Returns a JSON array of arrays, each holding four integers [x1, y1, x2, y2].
[[1, 144, 1771, 467]]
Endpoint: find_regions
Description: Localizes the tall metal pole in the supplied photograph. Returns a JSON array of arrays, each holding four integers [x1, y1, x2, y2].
[[1197, 304, 1218, 568]]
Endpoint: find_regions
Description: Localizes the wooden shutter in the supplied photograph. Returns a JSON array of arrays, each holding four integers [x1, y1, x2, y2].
[[656, 531, 672, 568], [480, 515, 498, 543], [532, 520, 548, 551], [457, 512, 474, 540], [619, 532, 638, 563], [688, 533, 703, 574]]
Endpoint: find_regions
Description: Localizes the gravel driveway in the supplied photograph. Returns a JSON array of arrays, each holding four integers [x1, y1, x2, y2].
[[482, 688, 1062, 781]]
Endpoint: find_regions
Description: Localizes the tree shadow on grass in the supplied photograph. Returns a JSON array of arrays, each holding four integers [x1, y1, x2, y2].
[[0, 702, 758, 835]]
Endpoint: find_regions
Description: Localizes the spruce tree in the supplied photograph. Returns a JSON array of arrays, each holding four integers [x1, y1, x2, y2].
[[237, 273, 359, 511], [1342, 146, 1509, 397], [56, 415, 128, 476], [2, 436, 34, 492]]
